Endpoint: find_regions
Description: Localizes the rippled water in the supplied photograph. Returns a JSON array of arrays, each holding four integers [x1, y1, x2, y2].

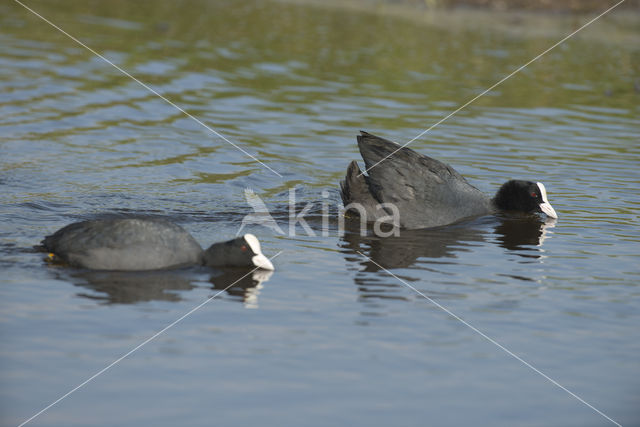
[[1, 1, 639, 426]]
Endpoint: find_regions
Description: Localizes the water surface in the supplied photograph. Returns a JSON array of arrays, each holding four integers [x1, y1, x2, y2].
[[1, 1, 639, 426]]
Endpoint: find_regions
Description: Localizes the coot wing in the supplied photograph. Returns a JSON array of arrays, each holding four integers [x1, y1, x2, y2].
[[356, 132, 492, 228], [340, 160, 388, 221]]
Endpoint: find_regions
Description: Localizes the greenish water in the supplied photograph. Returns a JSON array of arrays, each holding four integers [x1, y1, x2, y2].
[[1, 1, 639, 426]]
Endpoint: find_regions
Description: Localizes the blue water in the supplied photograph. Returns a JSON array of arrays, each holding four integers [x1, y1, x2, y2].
[[1, 1, 639, 426]]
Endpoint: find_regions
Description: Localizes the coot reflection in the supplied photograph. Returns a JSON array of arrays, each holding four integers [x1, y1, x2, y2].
[[55, 267, 271, 306], [340, 215, 555, 305], [341, 214, 555, 271]]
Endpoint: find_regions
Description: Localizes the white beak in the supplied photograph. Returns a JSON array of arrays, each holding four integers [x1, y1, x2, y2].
[[536, 182, 558, 219], [252, 253, 275, 271], [539, 202, 558, 219]]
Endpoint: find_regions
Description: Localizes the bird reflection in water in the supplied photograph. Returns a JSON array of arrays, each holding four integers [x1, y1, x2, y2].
[[55, 267, 272, 307], [340, 214, 556, 304], [342, 214, 556, 269], [494, 214, 556, 254], [209, 268, 273, 309]]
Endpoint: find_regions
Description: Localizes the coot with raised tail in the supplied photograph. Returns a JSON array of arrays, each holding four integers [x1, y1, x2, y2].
[[340, 131, 558, 229], [39, 217, 275, 271]]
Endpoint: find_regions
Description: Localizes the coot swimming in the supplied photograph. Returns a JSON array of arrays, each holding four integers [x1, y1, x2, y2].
[[340, 131, 557, 229], [39, 217, 275, 271]]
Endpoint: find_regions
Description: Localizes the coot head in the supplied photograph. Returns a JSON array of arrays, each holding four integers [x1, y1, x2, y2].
[[203, 233, 274, 270], [493, 180, 558, 218]]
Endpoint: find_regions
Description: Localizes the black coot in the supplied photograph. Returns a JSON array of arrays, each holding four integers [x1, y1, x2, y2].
[[39, 217, 274, 271], [340, 131, 557, 229]]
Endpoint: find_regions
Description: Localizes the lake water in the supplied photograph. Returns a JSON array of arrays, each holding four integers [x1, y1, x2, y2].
[[1, 0, 639, 426]]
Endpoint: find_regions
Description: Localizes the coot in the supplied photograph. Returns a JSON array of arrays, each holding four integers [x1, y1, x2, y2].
[[39, 217, 274, 271], [340, 131, 557, 229]]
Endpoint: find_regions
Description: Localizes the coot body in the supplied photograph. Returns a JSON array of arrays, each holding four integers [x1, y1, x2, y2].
[[340, 131, 557, 229], [40, 217, 274, 271]]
